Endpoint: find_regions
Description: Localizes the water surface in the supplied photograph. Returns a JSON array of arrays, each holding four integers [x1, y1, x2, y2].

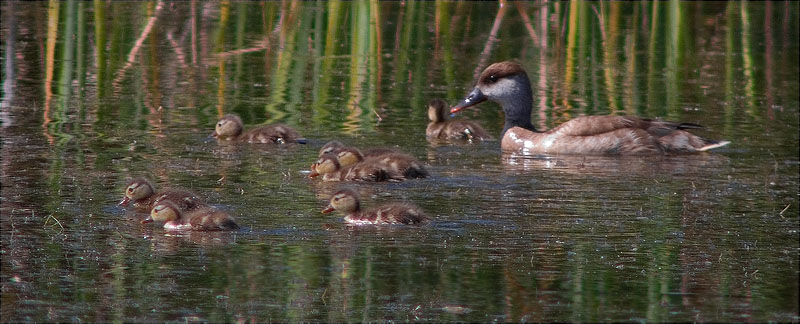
[[1, 1, 798, 322]]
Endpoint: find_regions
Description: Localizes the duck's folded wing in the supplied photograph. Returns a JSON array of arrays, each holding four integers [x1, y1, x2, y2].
[[551, 116, 703, 137]]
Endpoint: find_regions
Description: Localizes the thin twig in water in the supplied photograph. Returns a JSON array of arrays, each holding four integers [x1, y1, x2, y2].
[[44, 214, 64, 232], [779, 203, 790, 218]]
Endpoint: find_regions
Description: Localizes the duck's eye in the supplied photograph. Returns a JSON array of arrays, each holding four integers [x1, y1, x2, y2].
[[488, 75, 498, 83], [217, 122, 224, 127], [127, 187, 133, 192]]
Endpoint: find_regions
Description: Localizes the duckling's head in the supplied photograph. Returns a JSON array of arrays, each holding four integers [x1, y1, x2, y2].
[[427, 99, 449, 123], [336, 147, 364, 167], [319, 141, 345, 157], [119, 177, 155, 206], [322, 189, 360, 214], [309, 153, 341, 178], [211, 115, 244, 139], [450, 61, 531, 114], [142, 201, 181, 224]]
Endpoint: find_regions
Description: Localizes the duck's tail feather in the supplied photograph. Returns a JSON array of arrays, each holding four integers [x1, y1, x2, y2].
[[697, 140, 731, 151]]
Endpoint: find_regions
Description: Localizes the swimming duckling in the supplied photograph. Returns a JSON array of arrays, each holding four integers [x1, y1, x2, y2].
[[426, 98, 491, 141], [142, 200, 239, 231], [318, 141, 398, 159], [322, 189, 429, 225], [451, 61, 730, 154], [328, 146, 429, 179], [212, 114, 305, 144], [119, 177, 207, 214], [309, 153, 404, 182]]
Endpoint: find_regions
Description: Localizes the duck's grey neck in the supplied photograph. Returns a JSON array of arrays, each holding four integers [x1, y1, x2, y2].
[[500, 75, 538, 137]]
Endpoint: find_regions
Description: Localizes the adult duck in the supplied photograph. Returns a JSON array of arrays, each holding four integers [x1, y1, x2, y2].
[[450, 61, 730, 155]]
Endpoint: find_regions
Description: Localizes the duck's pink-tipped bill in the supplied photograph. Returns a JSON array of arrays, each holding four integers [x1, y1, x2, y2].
[[209, 131, 219, 138], [140, 216, 154, 224], [321, 205, 335, 214], [450, 87, 487, 114], [118, 197, 131, 206]]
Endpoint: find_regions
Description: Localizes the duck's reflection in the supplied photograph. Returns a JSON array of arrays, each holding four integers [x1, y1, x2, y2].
[[501, 152, 730, 176]]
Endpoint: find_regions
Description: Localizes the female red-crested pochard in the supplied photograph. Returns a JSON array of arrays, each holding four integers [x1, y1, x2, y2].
[[143, 200, 239, 231], [426, 98, 491, 141], [212, 114, 305, 144], [119, 177, 207, 214], [451, 61, 730, 155], [309, 153, 405, 182], [322, 189, 429, 225]]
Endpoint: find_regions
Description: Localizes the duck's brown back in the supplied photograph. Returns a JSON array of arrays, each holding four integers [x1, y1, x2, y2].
[[323, 161, 405, 182], [133, 189, 206, 213], [367, 153, 429, 179], [345, 203, 428, 225], [186, 207, 240, 231], [240, 124, 303, 144], [442, 120, 492, 141]]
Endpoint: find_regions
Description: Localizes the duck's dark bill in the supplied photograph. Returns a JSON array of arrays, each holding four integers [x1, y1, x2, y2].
[[450, 87, 487, 113]]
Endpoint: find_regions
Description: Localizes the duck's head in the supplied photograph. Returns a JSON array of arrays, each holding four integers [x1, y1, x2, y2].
[[319, 141, 345, 157], [451, 61, 534, 134], [119, 177, 155, 206], [336, 147, 364, 167], [427, 99, 449, 123], [142, 200, 181, 224], [309, 153, 341, 178], [211, 115, 244, 139], [322, 188, 360, 214]]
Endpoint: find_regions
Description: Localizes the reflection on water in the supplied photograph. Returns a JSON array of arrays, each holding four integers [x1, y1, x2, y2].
[[1, 1, 798, 322]]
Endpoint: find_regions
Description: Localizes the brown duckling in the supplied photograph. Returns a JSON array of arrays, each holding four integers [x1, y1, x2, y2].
[[119, 177, 207, 214], [212, 114, 305, 144], [328, 146, 429, 179], [142, 200, 239, 231], [426, 98, 491, 141], [451, 61, 730, 154], [322, 189, 429, 225], [318, 140, 398, 159], [309, 153, 404, 182]]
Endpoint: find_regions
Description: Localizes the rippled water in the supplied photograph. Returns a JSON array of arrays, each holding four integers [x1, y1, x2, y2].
[[2, 1, 798, 322]]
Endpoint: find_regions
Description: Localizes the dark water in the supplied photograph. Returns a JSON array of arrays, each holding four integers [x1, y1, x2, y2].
[[2, 1, 798, 322]]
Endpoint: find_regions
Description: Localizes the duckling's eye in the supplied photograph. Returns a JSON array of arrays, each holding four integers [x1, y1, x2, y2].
[[217, 121, 224, 127], [488, 75, 498, 83]]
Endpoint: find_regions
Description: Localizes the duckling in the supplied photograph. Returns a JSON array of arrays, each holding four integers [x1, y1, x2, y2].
[[322, 189, 429, 225], [309, 153, 404, 182], [330, 146, 429, 179], [212, 114, 305, 144], [142, 200, 239, 231], [319, 141, 398, 159], [119, 177, 207, 214], [451, 61, 730, 155], [426, 98, 491, 141]]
